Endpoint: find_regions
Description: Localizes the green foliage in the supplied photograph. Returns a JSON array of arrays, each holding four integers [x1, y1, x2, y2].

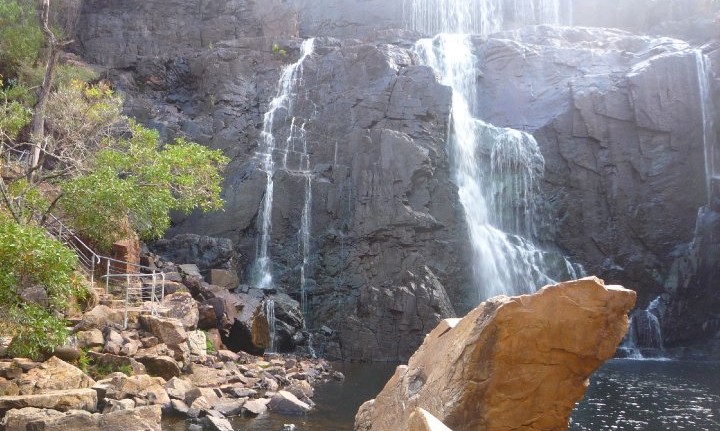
[[205, 331, 216, 354], [0, 0, 44, 78], [0, 216, 78, 359], [61, 122, 228, 249], [0, 77, 32, 141], [272, 43, 287, 58], [75, 347, 90, 374], [7, 304, 69, 359], [20, 62, 100, 91]]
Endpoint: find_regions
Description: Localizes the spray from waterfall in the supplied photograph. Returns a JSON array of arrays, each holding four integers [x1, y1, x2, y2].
[[255, 39, 316, 291]]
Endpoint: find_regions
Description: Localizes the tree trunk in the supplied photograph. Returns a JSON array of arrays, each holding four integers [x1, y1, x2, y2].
[[29, 0, 58, 180]]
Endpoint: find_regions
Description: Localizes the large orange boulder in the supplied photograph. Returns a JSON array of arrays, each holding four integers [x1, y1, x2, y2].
[[355, 277, 636, 431]]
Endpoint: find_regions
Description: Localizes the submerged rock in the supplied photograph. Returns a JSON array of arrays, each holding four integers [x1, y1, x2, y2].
[[354, 277, 636, 431]]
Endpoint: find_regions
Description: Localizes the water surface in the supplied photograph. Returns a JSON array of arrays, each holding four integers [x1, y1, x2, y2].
[[165, 359, 720, 430]]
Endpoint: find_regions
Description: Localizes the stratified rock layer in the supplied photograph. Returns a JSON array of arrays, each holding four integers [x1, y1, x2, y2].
[[355, 277, 636, 431]]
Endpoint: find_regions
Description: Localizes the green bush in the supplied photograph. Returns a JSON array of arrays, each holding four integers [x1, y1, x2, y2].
[[0, 216, 79, 359], [61, 121, 229, 249], [0, 0, 44, 79]]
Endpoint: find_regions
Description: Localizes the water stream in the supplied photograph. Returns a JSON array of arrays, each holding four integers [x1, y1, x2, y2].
[[254, 39, 316, 293], [411, 1, 580, 302]]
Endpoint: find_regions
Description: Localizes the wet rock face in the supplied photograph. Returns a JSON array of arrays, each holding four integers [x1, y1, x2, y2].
[[469, 26, 709, 308], [73, 0, 717, 359], [354, 277, 636, 431], [107, 34, 470, 360]]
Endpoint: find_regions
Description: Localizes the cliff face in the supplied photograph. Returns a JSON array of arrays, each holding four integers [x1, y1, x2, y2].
[[74, 0, 720, 359]]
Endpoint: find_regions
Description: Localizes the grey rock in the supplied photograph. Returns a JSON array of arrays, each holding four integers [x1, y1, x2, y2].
[[243, 398, 270, 416], [151, 235, 237, 273], [268, 390, 312, 416], [0, 388, 98, 413], [139, 315, 188, 347], [204, 415, 234, 431], [162, 292, 200, 330], [135, 355, 181, 380]]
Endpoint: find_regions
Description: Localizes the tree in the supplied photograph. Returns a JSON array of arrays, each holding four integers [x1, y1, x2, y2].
[[60, 121, 229, 249], [0, 213, 81, 359]]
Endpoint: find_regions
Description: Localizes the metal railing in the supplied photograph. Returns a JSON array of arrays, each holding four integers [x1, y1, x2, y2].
[[44, 213, 166, 328]]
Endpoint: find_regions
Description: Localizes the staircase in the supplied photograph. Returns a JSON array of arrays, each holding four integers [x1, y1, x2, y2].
[[44, 214, 167, 328]]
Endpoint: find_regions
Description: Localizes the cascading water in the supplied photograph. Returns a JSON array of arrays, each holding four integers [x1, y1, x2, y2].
[[620, 297, 666, 359], [696, 50, 717, 204], [404, 0, 571, 35], [412, 4, 580, 302], [265, 299, 276, 353], [254, 39, 316, 299]]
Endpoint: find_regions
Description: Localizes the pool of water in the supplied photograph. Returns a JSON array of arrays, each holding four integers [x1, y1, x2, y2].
[[163, 362, 397, 431], [164, 359, 720, 430], [570, 359, 720, 431]]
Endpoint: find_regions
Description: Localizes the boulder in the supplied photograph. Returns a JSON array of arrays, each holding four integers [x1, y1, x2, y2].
[[209, 269, 240, 289], [408, 408, 453, 431], [214, 289, 270, 354], [162, 292, 200, 330], [354, 277, 636, 431], [98, 405, 162, 431], [4, 405, 162, 431], [187, 330, 208, 357], [243, 398, 270, 416], [135, 355, 181, 380], [214, 398, 245, 416], [268, 390, 312, 416], [164, 377, 196, 401], [104, 374, 170, 409], [139, 315, 188, 347], [76, 329, 105, 348], [0, 388, 97, 413], [76, 305, 124, 331], [16, 357, 95, 395], [204, 415, 234, 431], [1, 407, 63, 431], [186, 363, 228, 388], [0, 378, 20, 396]]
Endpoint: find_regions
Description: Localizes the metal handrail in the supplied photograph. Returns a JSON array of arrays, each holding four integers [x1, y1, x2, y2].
[[100, 272, 166, 328], [44, 213, 166, 327]]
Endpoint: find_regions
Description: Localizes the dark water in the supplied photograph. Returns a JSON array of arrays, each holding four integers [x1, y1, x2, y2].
[[570, 359, 720, 431], [163, 362, 397, 431], [164, 359, 720, 430]]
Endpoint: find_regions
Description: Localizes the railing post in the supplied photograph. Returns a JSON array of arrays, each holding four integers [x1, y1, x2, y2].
[[106, 259, 110, 294], [90, 256, 95, 289], [124, 274, 130, 329], [160, 272, 166, 303]]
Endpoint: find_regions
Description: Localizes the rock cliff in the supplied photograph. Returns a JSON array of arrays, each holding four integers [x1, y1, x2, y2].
[[354, 277, 636, 431], [71, 0, 719, 359]]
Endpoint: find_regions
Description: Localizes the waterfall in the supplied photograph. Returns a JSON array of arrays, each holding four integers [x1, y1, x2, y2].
[[620, 297, 666, 359], [404, 0, 571, 35], [416, 32, 580, 301], [254, 39, 316, 290], [696, 50, 717, 205], [265, 299, 276, 353]]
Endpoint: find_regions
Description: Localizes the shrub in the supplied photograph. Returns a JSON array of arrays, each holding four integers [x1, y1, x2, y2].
[[0, 215, 79, 359]]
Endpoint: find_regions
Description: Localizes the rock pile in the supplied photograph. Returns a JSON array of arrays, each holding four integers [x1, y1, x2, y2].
[[0, 252, 340, 430], [355, 277, 636, 431], [0, 344, 336, 430]]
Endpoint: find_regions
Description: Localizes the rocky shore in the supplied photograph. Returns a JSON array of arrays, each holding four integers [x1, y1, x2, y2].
[[0, 249, 342, 431]]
